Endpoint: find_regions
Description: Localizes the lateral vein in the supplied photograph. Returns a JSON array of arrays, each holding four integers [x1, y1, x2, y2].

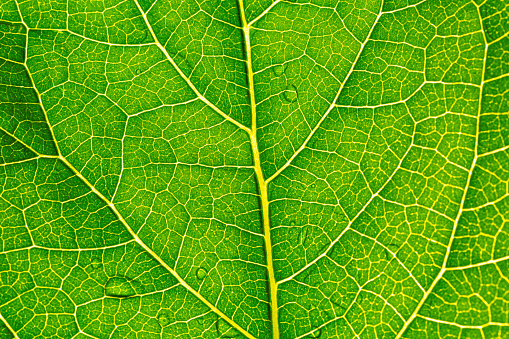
[[394, 4, 488, 337], [132, 0, 251, 135]]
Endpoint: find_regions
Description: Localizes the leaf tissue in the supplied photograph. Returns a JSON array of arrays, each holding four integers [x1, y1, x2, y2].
[[0, 0, 508, 338]]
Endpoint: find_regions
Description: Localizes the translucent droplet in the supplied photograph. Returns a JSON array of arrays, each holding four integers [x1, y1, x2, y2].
[[290, 221, 296, 226], [135, 29, 147, 42], [273, 64, 286, 77], [135, 69, 141, 75], [216, 318, 239, 337], [250, 29, 260, 43], [299, 227, 308, 245], [91, 258, 102, 270], [173, 52, 192, 73], [356, 292, 364, 304], [158, 313, 170, 327], [309, 308, 320, 326], [387, 243, 399, 255], [284, 85, 298, 102], [104, 277, 136, 298], [310, 328, 321, 338], [327, 245, 336, 258], [330, 292, 343, 308], [196, 267, 207, 280]]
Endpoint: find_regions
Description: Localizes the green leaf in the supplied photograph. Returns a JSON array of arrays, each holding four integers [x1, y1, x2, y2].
[[0, 0, 508, 338]]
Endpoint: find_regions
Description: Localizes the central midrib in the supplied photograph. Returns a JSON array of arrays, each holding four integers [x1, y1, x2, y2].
[[237, 1, 281, 338]]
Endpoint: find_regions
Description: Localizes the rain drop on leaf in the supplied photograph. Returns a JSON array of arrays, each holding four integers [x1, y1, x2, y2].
[[104, 277, 136, 298], [196, 267, 207, 280], [158, 313, 170, 327], [284, 85, 298, 102], [216, 318, 239, 338], [273, 64, 286, 77], [91, 258, 102, 270], [310, 328, 321, 338]]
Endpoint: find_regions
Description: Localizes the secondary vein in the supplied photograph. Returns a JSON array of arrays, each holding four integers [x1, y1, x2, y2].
[[394, 3, 488, 337], [132, 0, 251, 135]]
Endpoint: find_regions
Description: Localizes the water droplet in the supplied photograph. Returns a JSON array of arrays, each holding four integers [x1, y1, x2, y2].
[[196, 267, 207, 280], [330, 292, 343, 307], [298, 269, 311, 282], [216, 318, 239, 337], [327, 244, 336, 258], [284, 85, 298, 103], [310, 328, 321, 338], [91, 258, 101, 269], [290, 221, 296, 226], [309, 308, 320, 326], [273, 64, 286, 77], [158, 313, 170, 327], [135, 69, 141, 75], [104, 277, 136, 298], [136, 29, 147, 42], [250, 29, 260, 43], [299, 227, 308, 246], [331, 292, 349, 316], [356, 292, 364, 305], [387, 243, 399, 255]]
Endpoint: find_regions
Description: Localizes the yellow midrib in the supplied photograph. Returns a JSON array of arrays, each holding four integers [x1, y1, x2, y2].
[[238, 1, 280, 338]]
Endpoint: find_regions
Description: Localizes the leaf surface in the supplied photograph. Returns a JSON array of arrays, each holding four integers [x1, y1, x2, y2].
[[0, 0, 508, 338]]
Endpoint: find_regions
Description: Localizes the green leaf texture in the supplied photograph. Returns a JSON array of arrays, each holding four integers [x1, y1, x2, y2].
[[0, 0, 508, 338]]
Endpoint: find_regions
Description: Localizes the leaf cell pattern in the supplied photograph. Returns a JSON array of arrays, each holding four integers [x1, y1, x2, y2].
[[0, 0, 508, 338]]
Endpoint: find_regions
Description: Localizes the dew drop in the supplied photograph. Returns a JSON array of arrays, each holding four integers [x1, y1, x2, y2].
[[299, 227, 308, 245], [309, 307, 320, 326], [330, 292, 343, 308], [310, 328, 321, 338], [356, 292, 364, 304], [104, 277, 136, 298], [387, 243, 399, 255], [91, 258, 102, 270], [158, 313, 170, 327], [290, 221, 296, 226], [273, 64, 286, 77], [135, 69, 141, 75], [135, 29, 147, 42], [196, 267, 207, 280], [216, 318, 239, 337], [284, 85, 298, 102]]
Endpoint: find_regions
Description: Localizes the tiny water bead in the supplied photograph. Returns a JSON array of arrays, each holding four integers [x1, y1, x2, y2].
[[299, 227, 308, 245], [104, 277, 136, 298], [216, 318, 239, 337], [91, 258, 102, 269], [299, 227, 313, 247], [273, 64, 286, 77], [330, 292, 345, 309], [382, 243, 400, 261], [356, 292, 364, 304], [284, 85, 298, 102], [158, 313, 170, 327], [309, 328, 321, 338], [196, 267, 207, 280], [387, 243, 400, 255], [290, 221, 296, 226], [135, 29, 148, 42], [135, 69, 141, 75]]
